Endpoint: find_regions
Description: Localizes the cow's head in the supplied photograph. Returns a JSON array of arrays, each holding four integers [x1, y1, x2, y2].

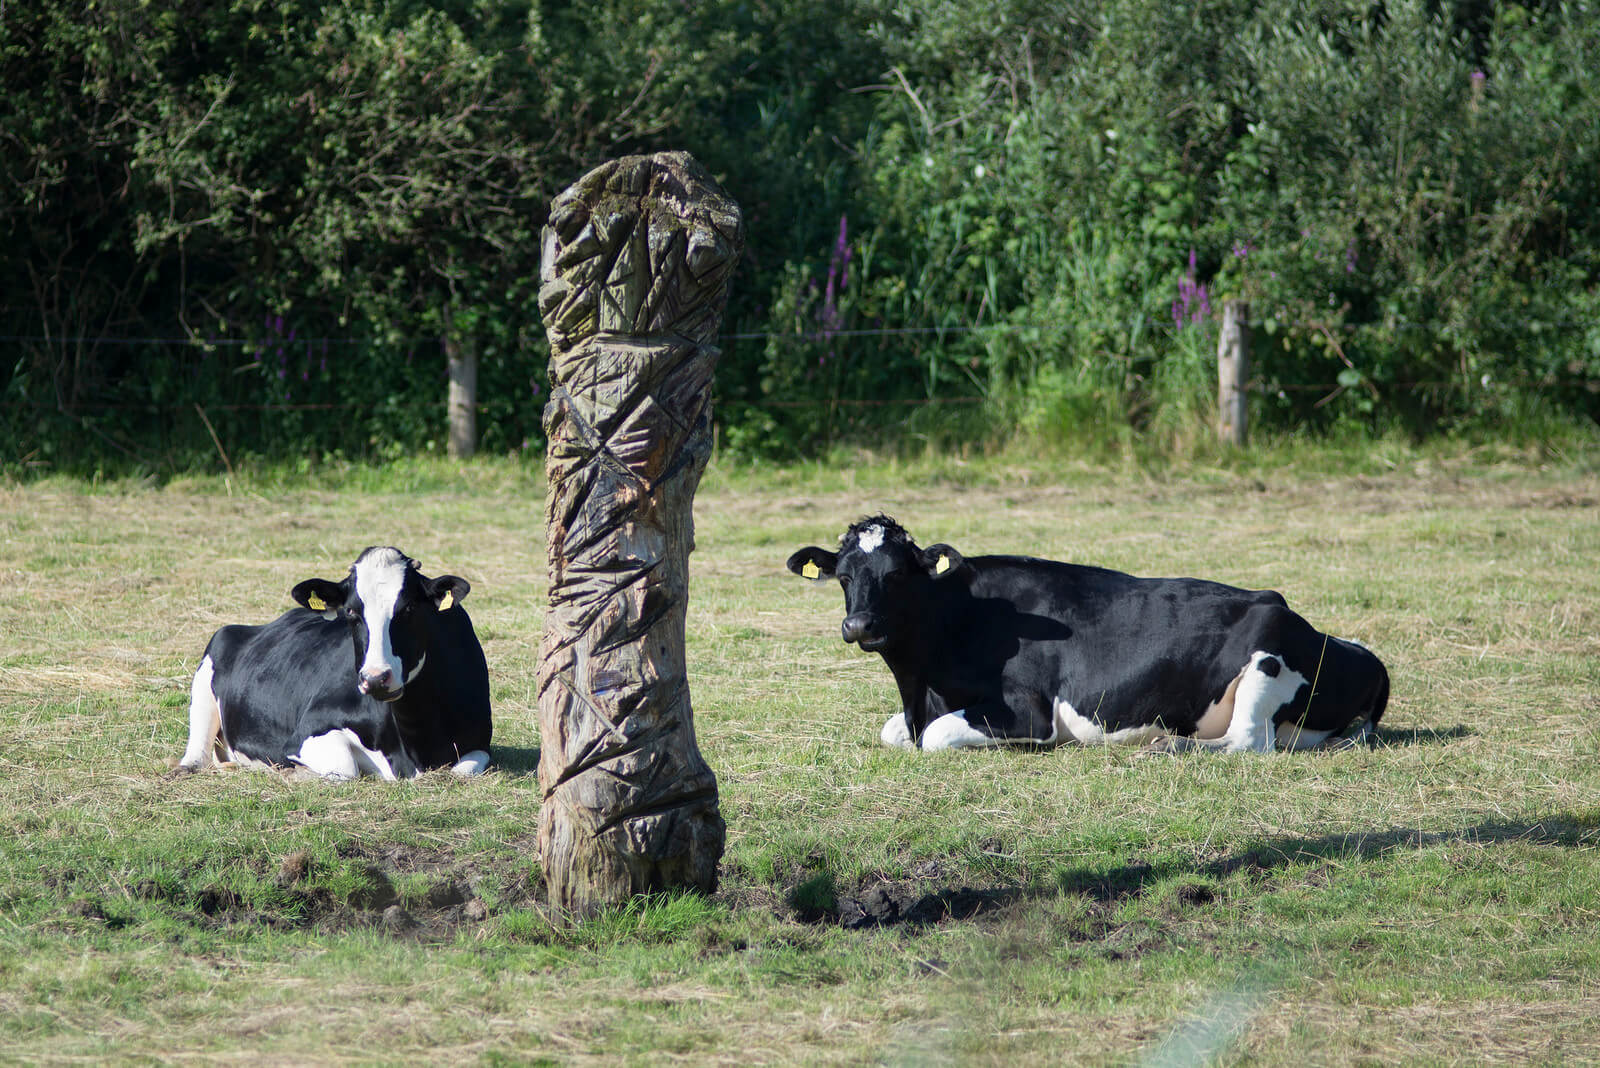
[[290, 547, 470, 702], [786, 516, 964, 652]]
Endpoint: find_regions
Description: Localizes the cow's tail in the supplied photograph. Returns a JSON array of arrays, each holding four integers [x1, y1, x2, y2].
[[1347, 658, 1389, 749], [1369, 664, 1390, 728]]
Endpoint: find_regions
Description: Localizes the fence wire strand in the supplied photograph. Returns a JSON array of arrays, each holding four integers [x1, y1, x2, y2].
[[3, 315, 1593, 416]]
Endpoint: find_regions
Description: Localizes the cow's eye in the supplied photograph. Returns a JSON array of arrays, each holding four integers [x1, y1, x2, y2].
[[838, 575, 852, 591]]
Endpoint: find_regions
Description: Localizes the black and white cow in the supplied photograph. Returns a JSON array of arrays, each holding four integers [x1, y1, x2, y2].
[[177, 546, 492, 779], [787, 516, 1388, 753]]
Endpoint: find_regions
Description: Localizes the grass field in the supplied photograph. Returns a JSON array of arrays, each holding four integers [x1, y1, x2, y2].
[[1, 444, 1598, 1065]]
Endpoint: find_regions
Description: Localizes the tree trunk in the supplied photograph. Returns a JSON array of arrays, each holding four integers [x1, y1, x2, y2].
[[535, 152, 742, 917], [445, 330, 478, 459]]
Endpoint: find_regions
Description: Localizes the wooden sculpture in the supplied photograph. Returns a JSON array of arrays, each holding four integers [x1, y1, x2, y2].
[[535, 152, 742, 916]]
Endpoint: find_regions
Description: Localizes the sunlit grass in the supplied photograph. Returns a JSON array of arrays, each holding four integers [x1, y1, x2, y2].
[[0, 445, 1597, 1063]]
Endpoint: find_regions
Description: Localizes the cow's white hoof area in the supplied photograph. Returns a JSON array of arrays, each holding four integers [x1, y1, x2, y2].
[[451, 750, 492, 777], [880, 714, 914, 749], [920, 711, 997, 751], [290, 728, 398, 781], [290, 731, 361, 780]]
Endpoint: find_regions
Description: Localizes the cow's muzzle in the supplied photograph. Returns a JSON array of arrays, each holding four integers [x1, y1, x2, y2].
[[358, 668, 403, 702], [841, 613, 888, 651]]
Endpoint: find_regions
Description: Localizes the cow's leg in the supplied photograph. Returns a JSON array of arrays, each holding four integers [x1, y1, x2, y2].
[[1273, 722, 1336, 750], [290, 729, 399, 781], [289, 731, 361, 780], [1147, 652, 1309, 756], [1278, 715, 1381, 751], [892, 675, 932, 747], [1342, 717, 1378, 747], [1310, 716, 1378, 751], [920, 710, 1004, 750], [1052, 695, 1167, 746], [880, 713, 914, 749], [1156, 717, 1366, 756], [178, 656, 224, 771], [921, 696, 1052, 751], [451, 750, 492, 776], [1218, 652, 1309, 752]]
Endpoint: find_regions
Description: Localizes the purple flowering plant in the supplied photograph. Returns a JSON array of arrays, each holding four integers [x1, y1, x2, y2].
[[1172, 248, 1211, 328], [251, 313, 330, 404], [816, 214, 853, 365]]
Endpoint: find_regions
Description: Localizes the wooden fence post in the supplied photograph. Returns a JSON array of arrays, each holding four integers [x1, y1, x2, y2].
[[1217, 299, 1250, 447], [535, 152, 742, 917], [445, 329, 477, 460]]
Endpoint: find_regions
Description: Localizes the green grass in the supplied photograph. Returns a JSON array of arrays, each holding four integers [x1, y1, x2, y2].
[[1, 443, 1599, 1064]]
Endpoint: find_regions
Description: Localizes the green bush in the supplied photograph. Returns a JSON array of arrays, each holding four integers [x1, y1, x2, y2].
[[2, 0, 1596, 473]]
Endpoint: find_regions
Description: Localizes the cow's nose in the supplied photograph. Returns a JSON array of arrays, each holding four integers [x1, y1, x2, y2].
[[841, 614, 876, 645], [359, 668, 396, 695]]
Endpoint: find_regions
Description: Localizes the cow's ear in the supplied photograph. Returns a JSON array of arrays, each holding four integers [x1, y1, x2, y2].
[[291, 578, 344, 621], [786, 547, 838, 580], [426, 574, 470, 612], [919, 544, 964, 579]]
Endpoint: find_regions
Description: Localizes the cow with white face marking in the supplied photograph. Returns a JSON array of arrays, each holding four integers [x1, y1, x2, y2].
[[787, 516, 1388, 753], [177, 547, 492, 779]]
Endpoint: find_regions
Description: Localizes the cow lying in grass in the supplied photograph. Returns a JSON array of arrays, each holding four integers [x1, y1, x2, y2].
[[176, 546, 492, 779], [787, 516, 1388, 752]]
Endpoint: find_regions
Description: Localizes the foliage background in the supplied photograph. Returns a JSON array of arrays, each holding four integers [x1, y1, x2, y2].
[[3, 0, 1598, 472]]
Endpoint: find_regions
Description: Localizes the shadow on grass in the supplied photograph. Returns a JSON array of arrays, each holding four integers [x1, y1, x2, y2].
[[490, 745, 540, 776], [1205, 814, 1600, 876], [808, 813, 1600, 930], [1373, 724, 1473, 746], [1057, 812, 1600, 903]]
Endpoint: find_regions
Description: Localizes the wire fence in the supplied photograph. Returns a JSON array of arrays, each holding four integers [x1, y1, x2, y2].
[[2, 314, 1594, 416], [2, 310, 1596, 349]]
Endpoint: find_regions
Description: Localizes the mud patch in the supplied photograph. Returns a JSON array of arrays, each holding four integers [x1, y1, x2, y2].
[[760, 861, 1022, 930], [291, 839, 543, 940], [68, 896, 131, 930], [833, 882, 1019, 929], [105, 835, 548, 942]]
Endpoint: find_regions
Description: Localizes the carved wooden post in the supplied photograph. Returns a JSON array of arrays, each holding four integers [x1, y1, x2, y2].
[[535, 152, 741, 916], [1217, 299, 1250, 447]]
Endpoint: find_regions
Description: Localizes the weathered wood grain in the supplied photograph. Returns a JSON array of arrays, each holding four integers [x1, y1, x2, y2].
[[536, 152, 741, 916]]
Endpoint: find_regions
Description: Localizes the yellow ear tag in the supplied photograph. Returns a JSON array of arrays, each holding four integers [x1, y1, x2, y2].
[[802, 561, 821, 579], [307, 594, 327, 611], [936, 554, 951, 575], [438, 591, 455, 612]]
